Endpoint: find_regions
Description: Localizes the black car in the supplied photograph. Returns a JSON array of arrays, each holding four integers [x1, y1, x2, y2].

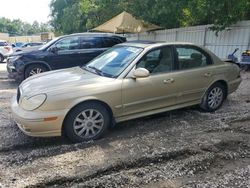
[[7, 33, 126, 81]]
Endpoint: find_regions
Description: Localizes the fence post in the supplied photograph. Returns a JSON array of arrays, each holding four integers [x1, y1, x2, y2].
[[203, 27, 207, 47], [165, 29, 167, 42], [175, 30, 178, 41], [248, 28, 250, 49]]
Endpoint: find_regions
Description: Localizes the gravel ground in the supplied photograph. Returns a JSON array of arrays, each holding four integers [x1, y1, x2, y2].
[[0, 63, 250, 188]]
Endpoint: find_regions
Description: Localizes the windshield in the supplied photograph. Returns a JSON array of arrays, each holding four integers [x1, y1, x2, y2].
[[39, 37, 59, 50], [84, 46, 143, 78]]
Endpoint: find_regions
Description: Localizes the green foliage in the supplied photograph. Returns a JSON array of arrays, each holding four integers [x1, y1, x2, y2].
[[0, 17, 52, 36], [49, 0, 250, 34]]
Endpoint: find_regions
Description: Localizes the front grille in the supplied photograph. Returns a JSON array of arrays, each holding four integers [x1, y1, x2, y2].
[[17, 87, 20, 103]]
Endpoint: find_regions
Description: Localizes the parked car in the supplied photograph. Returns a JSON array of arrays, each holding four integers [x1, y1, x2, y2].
[[11, 42, 241, 142], [0, 40, 13, 62], [14, 42, 44, 52], [7, 33, 126, 81], [14, 42, 25, 47], [12, 42, 25, 48]]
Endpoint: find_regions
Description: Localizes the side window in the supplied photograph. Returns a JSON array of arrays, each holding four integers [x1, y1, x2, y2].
[[176, 46, 211, 70], [54, 37, 80, 51], [80, 37, 102, 49], [136, 47, 173, 74]]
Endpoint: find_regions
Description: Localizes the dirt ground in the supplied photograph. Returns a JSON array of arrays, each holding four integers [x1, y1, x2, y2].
[[0, 63, 250, 188]]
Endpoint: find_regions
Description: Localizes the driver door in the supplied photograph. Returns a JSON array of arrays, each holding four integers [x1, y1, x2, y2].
[[46, 36, 82, 69], [121, 46, 178, 116]]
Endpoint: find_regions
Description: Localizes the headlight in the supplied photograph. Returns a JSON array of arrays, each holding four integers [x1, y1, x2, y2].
[[20, 94, 47, 111], [8, 55, 21, 62]]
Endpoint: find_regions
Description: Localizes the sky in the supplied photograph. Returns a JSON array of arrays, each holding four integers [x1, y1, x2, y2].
[[0, 0, 51, 23]]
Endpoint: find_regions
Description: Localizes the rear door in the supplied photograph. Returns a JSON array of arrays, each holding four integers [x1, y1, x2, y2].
[[173, 45, 215, 104], [76, 37, 107, 65]]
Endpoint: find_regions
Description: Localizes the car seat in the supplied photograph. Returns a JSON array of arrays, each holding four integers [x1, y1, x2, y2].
[[152, 48, 172, 73]]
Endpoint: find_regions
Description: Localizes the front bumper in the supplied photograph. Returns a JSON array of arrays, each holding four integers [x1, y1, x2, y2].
[[11, 96, 68, 137], [3, 50, 13, 58], [6, 62, 23, 81]]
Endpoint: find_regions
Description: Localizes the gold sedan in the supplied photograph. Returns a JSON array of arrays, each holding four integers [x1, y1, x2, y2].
[[11, 42, 241, 142]]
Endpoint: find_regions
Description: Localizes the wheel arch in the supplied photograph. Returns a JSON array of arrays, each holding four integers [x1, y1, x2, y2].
[[62, 99, 114, 135], [211, 80, 228, 97], [203, 79, 228, 99], [24, 61, 52, 73]]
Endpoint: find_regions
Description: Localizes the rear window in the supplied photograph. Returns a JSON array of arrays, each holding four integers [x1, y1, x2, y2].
[[102, 37, 122, 48]]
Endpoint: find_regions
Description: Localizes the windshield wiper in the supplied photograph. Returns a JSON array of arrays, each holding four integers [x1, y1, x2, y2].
[[83, 65, 114, 78], [86, 66, 104, 76]]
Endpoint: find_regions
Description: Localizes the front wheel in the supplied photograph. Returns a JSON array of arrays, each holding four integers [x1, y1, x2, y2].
[[24, 64, 47, 79], [64, 102, 110, 142], [200, 83, 226, 112]]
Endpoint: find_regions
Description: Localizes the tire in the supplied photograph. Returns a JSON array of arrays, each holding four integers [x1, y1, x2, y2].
[[0, 54, 4, 63], [200, 82, 226, 112], [24, 64, 47, 79], [64, 102, 111, 143]]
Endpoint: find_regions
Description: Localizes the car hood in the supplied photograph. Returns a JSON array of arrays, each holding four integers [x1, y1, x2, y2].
[[20, 67, 114, 97], [12, 49, 43, 56], [14, 46, 42, 53]]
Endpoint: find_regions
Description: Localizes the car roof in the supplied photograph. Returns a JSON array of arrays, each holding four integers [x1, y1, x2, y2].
[[118, 41, 194, 48], [69, 32, 125, 38]]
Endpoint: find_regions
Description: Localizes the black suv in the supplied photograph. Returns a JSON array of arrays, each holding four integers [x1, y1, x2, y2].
[[7, 33, 126, 81]]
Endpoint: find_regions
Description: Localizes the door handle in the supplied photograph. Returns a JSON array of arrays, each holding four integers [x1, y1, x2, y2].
[[163, 78, 174, 84], [204, 73, 212, 77]]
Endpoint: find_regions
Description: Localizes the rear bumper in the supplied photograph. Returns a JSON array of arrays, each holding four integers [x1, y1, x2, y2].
[[11, 96, 67, 137]]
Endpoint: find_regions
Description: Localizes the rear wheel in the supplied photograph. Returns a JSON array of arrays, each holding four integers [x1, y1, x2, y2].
[[24, 64, 47, 79], [200, 82, 226, 112], [64, 102, 110, 142]]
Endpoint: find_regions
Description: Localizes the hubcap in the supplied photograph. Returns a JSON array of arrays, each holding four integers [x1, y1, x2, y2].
[[29, 68, 44, 76], [208, 87, 223, 109], [73, 109, 104, 139]]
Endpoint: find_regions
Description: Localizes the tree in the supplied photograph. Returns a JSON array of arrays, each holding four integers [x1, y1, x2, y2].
[[49, 0, 250, 34], [0, 17, 52, 36], [185, 0, 250, 32]]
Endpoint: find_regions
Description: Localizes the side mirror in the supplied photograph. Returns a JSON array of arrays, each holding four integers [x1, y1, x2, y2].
[[50, 46, 59, 54], [133, 68, 150, 78]]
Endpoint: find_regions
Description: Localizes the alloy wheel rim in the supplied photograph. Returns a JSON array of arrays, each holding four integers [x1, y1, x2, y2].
[[207, 87, 223, 109], [29, 68, 44, 76], [73, 109, 104, 139]]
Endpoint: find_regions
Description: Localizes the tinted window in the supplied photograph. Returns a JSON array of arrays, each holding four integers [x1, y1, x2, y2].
[[176, 46, 211, 70], [54, 37, 80, 51], [102, 37, 121, 47], [79, 37, 102, 49], [137, 46, 174, 74]]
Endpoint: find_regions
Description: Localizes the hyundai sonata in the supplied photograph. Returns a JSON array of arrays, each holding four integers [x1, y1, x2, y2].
[[11, 42, 241, 142]]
